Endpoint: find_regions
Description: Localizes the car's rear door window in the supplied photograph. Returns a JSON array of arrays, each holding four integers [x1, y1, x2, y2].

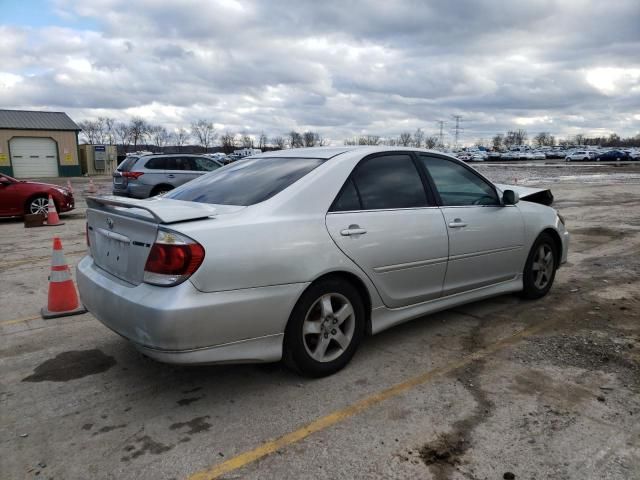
[[332, 154, 428, 211], [144, 157, 167, 169], [166, 157, 325, 206]]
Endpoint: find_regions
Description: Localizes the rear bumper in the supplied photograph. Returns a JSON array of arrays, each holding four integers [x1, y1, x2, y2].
[[76, 255, 308, 363]]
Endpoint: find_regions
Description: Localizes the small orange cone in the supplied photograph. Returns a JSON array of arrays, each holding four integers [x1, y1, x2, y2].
[[87, 179, 97, 194], [44, 195, 64, 226], [41, 237, 86, 319]]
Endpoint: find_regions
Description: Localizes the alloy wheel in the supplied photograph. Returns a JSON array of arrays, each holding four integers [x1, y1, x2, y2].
[[302, 293, 355, 363], [532, 244, 554, 289], [30, 197, 49, 215]]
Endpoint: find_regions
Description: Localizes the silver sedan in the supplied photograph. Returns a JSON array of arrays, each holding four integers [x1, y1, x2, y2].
[[77, 147, 569, 376]]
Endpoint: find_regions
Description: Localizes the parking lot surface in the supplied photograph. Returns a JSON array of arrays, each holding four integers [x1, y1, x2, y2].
[[1, 163, 639, 479]]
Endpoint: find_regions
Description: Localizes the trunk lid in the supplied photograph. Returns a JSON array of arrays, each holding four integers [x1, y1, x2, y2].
[[85, 196, 220, 285]]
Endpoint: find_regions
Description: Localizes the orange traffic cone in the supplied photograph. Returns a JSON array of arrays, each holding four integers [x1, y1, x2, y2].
[[44, 194, 64, 226], [41, 237, 86, 319], [87, 179, 97, 194]]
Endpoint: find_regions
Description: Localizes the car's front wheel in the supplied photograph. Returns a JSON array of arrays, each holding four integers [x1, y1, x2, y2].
[[521, 233, 558, 299], [284, 278, 365, 377], [27, 195, 49, 215]]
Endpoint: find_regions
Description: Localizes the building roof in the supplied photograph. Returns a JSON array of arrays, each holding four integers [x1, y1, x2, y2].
[[0, 109, 81, 131]]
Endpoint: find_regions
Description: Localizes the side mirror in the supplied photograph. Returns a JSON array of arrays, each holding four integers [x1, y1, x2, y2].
[[502, 189, 519, 205]]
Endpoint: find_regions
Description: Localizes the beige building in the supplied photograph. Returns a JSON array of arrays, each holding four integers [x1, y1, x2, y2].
[[79, 144, 118, 175], [0, 109, 81, 178]]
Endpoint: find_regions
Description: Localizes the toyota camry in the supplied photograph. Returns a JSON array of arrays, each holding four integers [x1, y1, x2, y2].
[[77, 147, 569, 377]]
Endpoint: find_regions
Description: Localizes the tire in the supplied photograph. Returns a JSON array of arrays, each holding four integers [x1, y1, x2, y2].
[[26, 195, 49, 215], [150, 185, 173, 197], [284, 278, 365, 377], [520, 233, 558, 300]]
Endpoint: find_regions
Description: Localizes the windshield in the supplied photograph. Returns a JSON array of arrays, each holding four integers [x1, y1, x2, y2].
[[165, 157, 325, 206]]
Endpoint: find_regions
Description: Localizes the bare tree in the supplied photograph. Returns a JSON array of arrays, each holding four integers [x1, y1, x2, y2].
[[355, 135, 379, 145], [129, 117, 151, 148], [150, 125, 170, 151], [220, 132, 236, 154], [318, 135, 329, 146], [425, 136, 438, 149], [398, 132, 412, 147], [492, 134, 504, 151], [533, 132, 555, 147], [172, 128, 190, 152], [241, 135, 253, 148], [191, 119, 217, 153], [272, 136, 286, 150], [78, 120, 100, 144], [344, 137, 357, 146], [103, 117, 116, 145], [504, 129, 528, 148], [412, 128, 425, 148], [288, 130, 303, 148], [258, 131, 268, 150], [573, 133, 585, 145], [302, 131, 320, 147], [114, 122, 132, 152]]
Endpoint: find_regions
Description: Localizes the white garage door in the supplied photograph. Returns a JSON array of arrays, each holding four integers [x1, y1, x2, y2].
[[10, 137, 59, 178]]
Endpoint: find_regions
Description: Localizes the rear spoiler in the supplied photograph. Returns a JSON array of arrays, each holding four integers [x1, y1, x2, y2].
[[86, 196, 218, 224]]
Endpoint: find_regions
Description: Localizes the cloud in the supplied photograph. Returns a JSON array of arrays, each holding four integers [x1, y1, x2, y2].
[[2, 0, 639, 143]]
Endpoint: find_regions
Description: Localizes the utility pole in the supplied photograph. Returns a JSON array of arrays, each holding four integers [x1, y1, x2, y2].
[[436, 120, 446, 148], [452, 115, 463, 148]]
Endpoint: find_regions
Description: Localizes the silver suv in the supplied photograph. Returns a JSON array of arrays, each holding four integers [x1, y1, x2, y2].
[[112, 154, 222, 198]]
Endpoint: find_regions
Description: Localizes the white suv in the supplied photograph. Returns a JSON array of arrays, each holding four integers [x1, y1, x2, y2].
[[565, 150, 597, 162]]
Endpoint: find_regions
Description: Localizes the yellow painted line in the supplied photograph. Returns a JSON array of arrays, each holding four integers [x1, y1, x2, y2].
[[187, 317, 560, 480], [0, 315, 41, 327]]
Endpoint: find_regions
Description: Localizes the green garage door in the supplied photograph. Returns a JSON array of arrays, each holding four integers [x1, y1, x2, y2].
[[10, 137, 59, 178]]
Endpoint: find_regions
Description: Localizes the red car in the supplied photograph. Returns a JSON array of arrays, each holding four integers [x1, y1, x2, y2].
[[0, 173, 75, 217]]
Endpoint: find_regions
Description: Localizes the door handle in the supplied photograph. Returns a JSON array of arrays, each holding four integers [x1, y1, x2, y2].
[[340, 224, 367, 236], [167, 174, 175, 178], [448, 218, 467, 228]]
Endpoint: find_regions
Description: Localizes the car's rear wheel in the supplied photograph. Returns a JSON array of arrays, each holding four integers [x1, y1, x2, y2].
[[520, 233, 558, 299], [150, 185, 173, 197], [284, 278, 365, 377], [27, 196, 49, 215]]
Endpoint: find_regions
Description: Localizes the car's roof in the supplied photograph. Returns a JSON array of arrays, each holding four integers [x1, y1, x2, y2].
[[255, 146, 447, 160]]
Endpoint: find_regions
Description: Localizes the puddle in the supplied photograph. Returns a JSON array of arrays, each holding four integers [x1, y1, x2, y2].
[[22, 349, 116, 382]]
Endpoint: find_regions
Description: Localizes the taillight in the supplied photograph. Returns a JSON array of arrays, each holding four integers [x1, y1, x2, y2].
[[143, 230, 205, 286], [122, 171, 144, 179]]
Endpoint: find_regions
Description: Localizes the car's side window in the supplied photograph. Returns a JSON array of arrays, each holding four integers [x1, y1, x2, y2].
[[332, 154, 428, 211], [193, 157, 221, 172], [144, 157, 167, 169], [331, 178, 361, 211], [419, 155, 499, 206]]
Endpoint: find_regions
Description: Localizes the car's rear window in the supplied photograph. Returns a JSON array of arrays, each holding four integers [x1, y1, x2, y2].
[[165, 157, 325, 206], [117, 156, 139, 172]]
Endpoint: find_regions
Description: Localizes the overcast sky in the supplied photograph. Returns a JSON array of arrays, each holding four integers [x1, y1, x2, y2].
[[1, 0, 639, 145]]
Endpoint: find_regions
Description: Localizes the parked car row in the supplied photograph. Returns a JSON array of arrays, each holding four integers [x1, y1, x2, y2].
[[454, 146, 640, 162]]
